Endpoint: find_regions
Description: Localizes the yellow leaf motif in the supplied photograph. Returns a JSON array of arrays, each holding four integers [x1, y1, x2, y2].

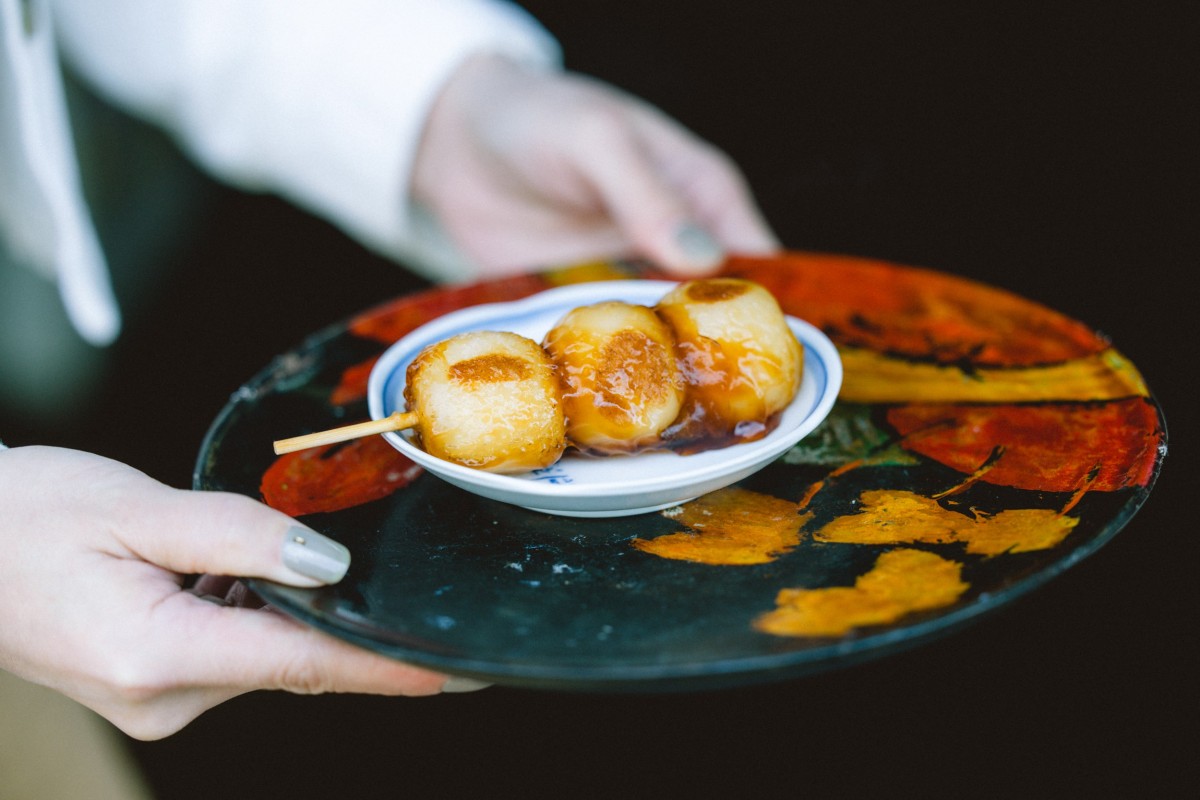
[[633, 487, 810, 565], [754, 549, 969, 637], [814, 489, 1078, 555]]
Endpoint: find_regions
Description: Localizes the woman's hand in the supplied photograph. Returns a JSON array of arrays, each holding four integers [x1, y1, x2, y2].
[[0, 446, 466, 741], [413, 55, 778, 277]]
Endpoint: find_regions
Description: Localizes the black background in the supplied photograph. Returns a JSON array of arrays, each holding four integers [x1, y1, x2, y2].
[[5, 3, 1197, 797]]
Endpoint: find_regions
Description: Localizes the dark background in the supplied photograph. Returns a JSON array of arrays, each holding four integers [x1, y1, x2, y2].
[[5, 3, 1196, 797]]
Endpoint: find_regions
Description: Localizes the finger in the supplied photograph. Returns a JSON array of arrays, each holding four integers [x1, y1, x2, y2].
[[167, 595, 449, 698], [119, 486, 351, 588], [634, 116, 780, 255], [571, 111, 725, 275], [687, 166, 780, 255]]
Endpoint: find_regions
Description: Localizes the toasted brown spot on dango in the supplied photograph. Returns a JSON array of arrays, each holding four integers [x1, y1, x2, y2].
[[685, 278, 750, 303], [449, 353, 531, 385]]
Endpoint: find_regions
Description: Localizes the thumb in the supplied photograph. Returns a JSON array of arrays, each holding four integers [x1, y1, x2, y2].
[[121, 486, 350, 588]]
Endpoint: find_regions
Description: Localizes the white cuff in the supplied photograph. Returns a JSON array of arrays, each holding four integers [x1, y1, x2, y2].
[[1, 0, 120, 344], [255, 2, 563, 272]]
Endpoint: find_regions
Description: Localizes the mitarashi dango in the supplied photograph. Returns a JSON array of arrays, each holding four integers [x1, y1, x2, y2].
[[403, 330, 566, 473], [542, 301, 685, 454], [654, 277, 803, 447]]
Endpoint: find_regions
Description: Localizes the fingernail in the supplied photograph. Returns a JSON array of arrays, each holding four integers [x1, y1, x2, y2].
[[282, 525, 350, 584], [674, 222, 724, 270], [442, 676, 493, 693]]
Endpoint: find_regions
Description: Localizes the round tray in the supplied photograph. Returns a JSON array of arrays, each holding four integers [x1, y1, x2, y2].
[[195, 253, 1165, 691]]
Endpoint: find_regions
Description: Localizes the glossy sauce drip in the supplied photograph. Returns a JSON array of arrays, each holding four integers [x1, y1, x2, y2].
[[561, 320, 786, 456], [552, 330, 675, 426], [554, 329, 681, 455], [655, 312, 785, 453], [594, 329, 675, 420], [658, 399, 783, 455]]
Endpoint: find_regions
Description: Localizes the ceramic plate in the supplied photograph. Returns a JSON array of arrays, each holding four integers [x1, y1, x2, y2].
[[367, 281, 842, 516]]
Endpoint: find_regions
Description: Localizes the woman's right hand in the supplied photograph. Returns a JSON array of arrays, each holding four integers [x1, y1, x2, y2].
[[412, 55, 779, 278]]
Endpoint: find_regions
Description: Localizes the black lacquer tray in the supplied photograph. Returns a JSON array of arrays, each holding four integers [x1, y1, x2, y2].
[[194, 253, 1165, 691]]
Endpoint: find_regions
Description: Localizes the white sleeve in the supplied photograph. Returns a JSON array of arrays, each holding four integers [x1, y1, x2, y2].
[[1, 0, 120, 344], [49, 0, 561, 280]]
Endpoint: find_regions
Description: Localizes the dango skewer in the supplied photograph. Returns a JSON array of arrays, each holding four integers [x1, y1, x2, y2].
[[272, 330, 567, 474], [272, 278, 803, 471]]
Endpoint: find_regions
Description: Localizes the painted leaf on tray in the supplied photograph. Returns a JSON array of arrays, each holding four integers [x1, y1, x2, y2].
[[754, 549, 970, 637], [835, 346, 1148, 405], [723, 252, 1107, 367], [330, 355, 378, 406], [260, 435, 423, 516], [886, 397, 1163, 493], [813, 489, 1079, 555], [633, 487, 811, 565], [347, 274, 550, 344], [783, 402, 917, 467]]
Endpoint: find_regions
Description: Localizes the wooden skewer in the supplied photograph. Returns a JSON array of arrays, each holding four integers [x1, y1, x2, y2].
[[273, 411, 419, 455]]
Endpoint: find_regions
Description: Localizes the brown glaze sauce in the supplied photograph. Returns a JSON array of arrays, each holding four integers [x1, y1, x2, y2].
[[657, 404, 782, 455], [654, 311, 784, 454], [545, 314, 685, 455], [594, 329, 676, 422], [408, 281, 794, 466], [565, 311, 784, 457]]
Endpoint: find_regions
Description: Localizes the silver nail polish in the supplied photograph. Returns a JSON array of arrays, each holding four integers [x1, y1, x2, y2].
[[442, 677, 493, 693], [675, 222, 724, 269], [282, 526, 351, 584]]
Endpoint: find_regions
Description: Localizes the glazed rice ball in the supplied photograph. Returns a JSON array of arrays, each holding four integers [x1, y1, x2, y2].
[[543, 301, 685, 453], [403, 331, 566, 473], [655, 278, 803, 443]]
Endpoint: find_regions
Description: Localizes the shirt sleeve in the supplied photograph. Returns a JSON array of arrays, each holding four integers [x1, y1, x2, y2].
[[1, 0, 120, 344], [49, 0, 562, 281]]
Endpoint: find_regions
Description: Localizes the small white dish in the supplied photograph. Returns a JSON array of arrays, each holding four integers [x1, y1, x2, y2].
[[367, 281, 842, 517]]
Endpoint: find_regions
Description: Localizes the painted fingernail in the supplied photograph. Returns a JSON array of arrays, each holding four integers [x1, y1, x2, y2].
[[282, 526, 351, 584], [441, 677, 493, 693], [674, 222, 724, 270]]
